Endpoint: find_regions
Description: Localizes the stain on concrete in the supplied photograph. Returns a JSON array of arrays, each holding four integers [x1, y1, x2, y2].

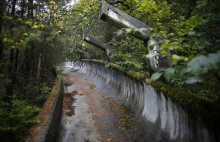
[[59, 68, 145, 142]]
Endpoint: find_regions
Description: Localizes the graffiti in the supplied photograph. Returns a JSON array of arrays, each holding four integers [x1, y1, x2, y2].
[[147, 39, 160, 71], [153, 49, 159, 68], [112, 72, 117, 80]]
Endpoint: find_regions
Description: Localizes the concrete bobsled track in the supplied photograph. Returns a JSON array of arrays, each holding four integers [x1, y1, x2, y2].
[[58, 61, 216, 142]]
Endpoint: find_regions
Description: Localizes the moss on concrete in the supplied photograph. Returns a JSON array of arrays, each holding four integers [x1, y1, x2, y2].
[[77, 59, 220, 136], [79, 60, 220, 125]]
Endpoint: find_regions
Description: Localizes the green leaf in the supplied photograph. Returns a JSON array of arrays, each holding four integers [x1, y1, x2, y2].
[[164, 68, 174, 81], [151, 72, 163, 80], [184, 76, 203, 84], [197, 55, 211, 68], [125, 28, 134, 34], [149, 44, 154, 50], [187, 60, 201, 75], [116, 30, 123, 36], [208, 52, 220, 68]]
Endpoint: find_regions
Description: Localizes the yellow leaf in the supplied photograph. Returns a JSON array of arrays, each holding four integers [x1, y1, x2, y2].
[[17, 18, 23, 23], [49, 1, 55, 5], [31, 25, 38, 29], [3, 38, 13, 43], [3, 38, 8, 43], [8, 16, 13, 20], [40, 24, 45, 29], [25, 21, 32, 26], [23, 33, 28, 36]]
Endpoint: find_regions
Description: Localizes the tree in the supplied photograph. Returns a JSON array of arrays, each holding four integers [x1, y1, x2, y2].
[[0, 0, 71, 141]]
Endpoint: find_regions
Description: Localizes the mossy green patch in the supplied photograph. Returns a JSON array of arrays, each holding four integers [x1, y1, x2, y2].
[[150, 79, 220, 130]]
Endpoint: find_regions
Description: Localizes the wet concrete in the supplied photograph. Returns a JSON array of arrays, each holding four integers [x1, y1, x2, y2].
[[59, 68, 145, 142], [61, 85, 101, 142]]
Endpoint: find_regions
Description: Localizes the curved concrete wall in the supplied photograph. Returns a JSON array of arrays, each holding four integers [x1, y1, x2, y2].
[[65, 61, 216, 142]]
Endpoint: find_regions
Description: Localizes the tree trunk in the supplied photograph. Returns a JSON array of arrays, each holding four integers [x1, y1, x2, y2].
[[14, 0, 26, 72], [24, 47, 29, 77], [14, 49, 19, 72], [12, 0, 16, 16], [9, 0, 16, 74], [25, 0, 33, 77], [28, 0, 33, 18], [6, 0, 16, 100], [0, 0, 5, 60], [0, 32, 3, 60], [32, 47, 37, 76], [21, 0, 25, 17], [36, 53, 42, 78]]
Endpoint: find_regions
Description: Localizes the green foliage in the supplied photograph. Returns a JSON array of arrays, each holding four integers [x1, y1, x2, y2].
[[151, 77, 220, 130], [0, 98, 40, 141], [72, 1, 220, 134], [151, 72, 163, 81], [37, 83, 51, 106], [124, 0, 220, 84], [186, 52, 220, 76], [0, 0, 69, 141], [153, 52, 220, 84], [69, 0, 220, 85]]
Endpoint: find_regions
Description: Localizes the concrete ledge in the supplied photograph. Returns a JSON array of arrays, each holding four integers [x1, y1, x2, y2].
[[26, 75, 64, 142], [83, 33, 112, 51]]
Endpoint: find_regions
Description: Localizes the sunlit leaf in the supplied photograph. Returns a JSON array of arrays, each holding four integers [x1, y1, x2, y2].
[[23, 33, 28, 36], [31, 25, 38, 29]]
